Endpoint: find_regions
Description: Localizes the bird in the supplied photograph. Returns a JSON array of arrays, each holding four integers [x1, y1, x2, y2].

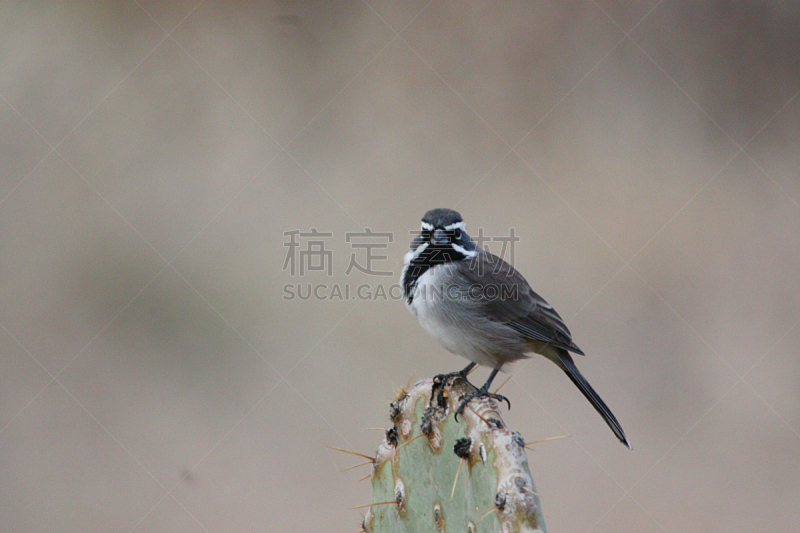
[[401, 208, 631, 449]]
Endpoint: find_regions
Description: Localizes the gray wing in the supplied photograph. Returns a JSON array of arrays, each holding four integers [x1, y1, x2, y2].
[[455, 251, 585, 355]]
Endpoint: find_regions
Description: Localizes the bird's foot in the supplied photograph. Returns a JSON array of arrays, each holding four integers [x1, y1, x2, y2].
[[454, 386, 511, 421], [432, 369, 470, 387], [430, 370, 469, 410], [429, 364, 477, 412], [432, 363, 476, 394]]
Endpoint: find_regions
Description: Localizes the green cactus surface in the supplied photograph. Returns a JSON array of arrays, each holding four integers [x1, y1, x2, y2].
[[363, 375, 546, 533]]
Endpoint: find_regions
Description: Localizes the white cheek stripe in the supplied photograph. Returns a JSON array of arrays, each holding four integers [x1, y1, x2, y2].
[[405, 241, 429, 264], [451, 242, 477, 258], [443, 221, 466, 231]]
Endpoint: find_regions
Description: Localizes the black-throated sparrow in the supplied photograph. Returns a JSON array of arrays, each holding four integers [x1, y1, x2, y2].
[[401, 208, 631, 448]]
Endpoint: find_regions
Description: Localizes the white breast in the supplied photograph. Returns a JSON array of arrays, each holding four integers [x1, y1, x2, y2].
[[406, 264, 511, 368]]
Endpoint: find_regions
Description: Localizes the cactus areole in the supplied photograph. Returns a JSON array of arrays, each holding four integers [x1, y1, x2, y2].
[[364, 376, 546, 533]]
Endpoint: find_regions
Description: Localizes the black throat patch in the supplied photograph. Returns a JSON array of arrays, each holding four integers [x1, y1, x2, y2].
[[402, 243, 469, 304]]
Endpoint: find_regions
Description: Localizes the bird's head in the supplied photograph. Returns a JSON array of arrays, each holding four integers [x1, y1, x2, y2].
[[407, 208, 477, 264]]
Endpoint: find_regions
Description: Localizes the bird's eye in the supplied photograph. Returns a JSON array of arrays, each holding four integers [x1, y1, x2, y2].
[[453, 229, 462, 240]]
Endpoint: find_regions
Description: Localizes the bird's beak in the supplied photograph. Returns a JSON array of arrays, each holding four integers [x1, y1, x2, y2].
[[431, 229, 449, 245]]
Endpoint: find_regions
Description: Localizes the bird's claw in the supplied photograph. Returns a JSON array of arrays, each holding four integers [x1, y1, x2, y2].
[[454, 388, 511, 421]]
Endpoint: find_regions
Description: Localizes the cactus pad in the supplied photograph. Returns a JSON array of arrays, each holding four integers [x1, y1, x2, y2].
[[363, 375, 546, 533]]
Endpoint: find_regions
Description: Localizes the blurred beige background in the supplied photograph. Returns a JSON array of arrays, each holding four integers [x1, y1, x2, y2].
[[1, 1, 799, 532]]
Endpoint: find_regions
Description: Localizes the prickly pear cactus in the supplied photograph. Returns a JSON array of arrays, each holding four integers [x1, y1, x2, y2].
[[363, 376, 546, 533]]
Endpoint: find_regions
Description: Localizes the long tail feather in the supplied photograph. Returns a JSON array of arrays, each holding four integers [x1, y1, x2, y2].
[[556, 351, 632, 449]]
